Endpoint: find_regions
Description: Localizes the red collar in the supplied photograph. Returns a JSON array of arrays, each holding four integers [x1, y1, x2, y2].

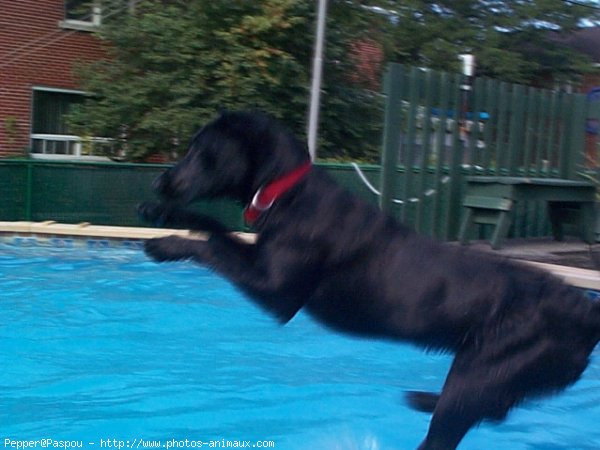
[[244, 161, 312, 225]]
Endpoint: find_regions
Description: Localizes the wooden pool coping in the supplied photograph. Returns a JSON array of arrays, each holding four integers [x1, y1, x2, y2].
[[1, 221, 599, 291]]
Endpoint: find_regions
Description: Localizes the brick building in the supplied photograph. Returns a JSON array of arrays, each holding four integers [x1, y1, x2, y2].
[[0, 1, 109, 159]]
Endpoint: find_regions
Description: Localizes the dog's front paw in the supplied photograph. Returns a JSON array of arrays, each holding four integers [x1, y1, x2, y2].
[[138, 202, 170, 227], [144, 236, 192, 262]]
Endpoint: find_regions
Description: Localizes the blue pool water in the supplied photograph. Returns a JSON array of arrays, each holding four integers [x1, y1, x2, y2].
[[1, 243, 599, 450]]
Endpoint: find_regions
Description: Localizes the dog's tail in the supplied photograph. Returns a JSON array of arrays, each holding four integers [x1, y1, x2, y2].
[[405, 391, 440, 413]]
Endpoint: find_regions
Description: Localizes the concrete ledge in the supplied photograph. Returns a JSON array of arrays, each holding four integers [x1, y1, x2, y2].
[[0, 221, 190, 239], [0, 221, 256, 243], [526, 261, 600, 291]]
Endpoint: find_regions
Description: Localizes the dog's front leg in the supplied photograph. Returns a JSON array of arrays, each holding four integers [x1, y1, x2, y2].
[[138, 202, 230, 234], [145, 234, 313, 322], [144, 235, 204, 262]]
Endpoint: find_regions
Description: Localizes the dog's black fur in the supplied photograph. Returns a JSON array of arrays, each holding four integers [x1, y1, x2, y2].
[[140, 111, 600, 450]]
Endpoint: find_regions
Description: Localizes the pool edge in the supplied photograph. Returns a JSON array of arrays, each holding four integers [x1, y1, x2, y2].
[[0, 221, 598, 290], [0, 221, 255, 246]]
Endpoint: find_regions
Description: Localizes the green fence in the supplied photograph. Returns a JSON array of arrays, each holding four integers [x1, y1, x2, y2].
[[380, 63, 600, 240], [0, 159, 387, 231], [0, 158, 590, 240], [0, 158, 473, 239], [0, 160, 245, 229]]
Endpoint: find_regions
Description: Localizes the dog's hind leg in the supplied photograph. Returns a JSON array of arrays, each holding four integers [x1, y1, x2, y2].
[[416, 346, 521, 450], [416, 382, 514, 450], [416, 326, 592, 450]]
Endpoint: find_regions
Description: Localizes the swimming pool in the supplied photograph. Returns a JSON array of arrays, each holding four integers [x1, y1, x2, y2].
[[1, 243, 599, 450]]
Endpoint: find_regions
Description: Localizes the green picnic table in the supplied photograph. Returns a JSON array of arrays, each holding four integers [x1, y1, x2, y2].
[[458, 176, 597, 249]]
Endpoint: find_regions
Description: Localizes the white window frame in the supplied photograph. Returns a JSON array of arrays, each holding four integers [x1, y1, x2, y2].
[[59, 1, 136, 31], [59, 1, 102, 32], [30, 87, 111, 161]]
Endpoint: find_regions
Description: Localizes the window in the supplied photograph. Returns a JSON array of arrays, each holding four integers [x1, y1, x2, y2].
[[66, 0, 100, 23], [30, 88, 114, 160], [60, 1, 135, 31], [61, 1, 102, 31]]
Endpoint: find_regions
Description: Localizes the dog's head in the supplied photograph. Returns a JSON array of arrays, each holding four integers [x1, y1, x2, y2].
[[153, 110, 309, 205]]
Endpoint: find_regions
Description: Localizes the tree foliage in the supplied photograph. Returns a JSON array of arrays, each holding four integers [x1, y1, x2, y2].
[[69, 0, 600, 162], [368, 0, 600, 84], [69, 0, 383, 161]]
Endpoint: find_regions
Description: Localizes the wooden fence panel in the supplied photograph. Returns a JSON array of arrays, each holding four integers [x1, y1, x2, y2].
[[379, 63, 593, 240]]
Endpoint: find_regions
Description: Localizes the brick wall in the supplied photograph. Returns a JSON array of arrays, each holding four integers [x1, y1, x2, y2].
[[0, 0, 105, 157], [348, 38, 384, 91]]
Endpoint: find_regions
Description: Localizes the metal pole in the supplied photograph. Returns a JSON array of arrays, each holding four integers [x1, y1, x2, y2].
[[380, 64, 403, 213], [307, 0, 328, 161]]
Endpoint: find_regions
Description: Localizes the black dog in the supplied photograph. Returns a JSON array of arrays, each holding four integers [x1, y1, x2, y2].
[[140, 111, 600, 450]]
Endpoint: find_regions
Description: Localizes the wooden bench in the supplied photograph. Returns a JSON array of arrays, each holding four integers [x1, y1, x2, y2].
[[458, 176, 597, 249]]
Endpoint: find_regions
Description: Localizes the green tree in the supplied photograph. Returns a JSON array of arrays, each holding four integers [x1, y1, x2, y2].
[[70, 1, 598, 162], [68, 0, 383, 161], [371, 0, 600, 84]]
